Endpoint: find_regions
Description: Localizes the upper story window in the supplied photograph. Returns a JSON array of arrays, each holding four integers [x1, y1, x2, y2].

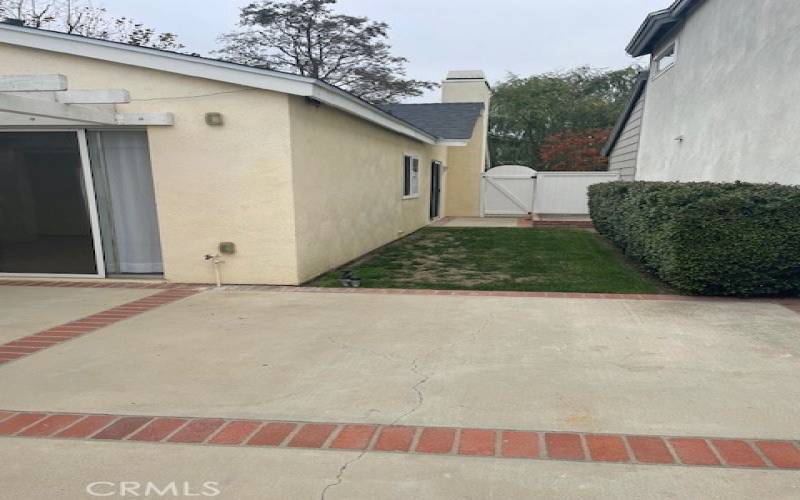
[[403, 154, 420, 199], [653, 40, 677, 77]]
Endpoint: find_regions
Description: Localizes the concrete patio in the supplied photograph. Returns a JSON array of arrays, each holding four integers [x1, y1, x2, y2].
[[0, 283, 799, 499], [2, 438, 798, 500], [432, 217, 523, 228]]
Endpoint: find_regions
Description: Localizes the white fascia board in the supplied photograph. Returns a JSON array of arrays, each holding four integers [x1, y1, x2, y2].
[[438, 140, 468, 147], [0, 25, 314, 96], [0, 25, 439, 143], [0, 92, 117, 124]]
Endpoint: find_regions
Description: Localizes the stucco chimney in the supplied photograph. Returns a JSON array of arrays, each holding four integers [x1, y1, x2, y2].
[[441, 70, 491, 107], [440, 70, 493, 218]]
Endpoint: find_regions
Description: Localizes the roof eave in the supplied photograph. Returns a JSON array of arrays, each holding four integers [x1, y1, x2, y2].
[[602, 71, 649, 157], [626, 11, 678, 56], [0, 23, 438, 145], [625, 0, 700, 57], [436, 139, 469, 147]]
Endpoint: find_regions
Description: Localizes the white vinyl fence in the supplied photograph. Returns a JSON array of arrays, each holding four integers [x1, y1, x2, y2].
[[534, 172, 622, 215], [481, 167, 621, 216]]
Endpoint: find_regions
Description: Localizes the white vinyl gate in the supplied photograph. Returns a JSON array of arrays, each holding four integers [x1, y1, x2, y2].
[[482, 166, 622, 216], [481, 165, 537, 216]]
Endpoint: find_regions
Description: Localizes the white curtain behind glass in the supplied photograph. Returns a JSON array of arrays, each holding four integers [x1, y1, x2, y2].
[[90, 131, 164, 274]]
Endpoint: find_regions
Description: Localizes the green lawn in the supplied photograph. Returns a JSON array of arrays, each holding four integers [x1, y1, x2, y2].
[[310, 227, 673, 294]]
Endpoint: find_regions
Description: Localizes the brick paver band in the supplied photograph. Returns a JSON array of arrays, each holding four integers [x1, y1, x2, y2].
[[0, 285, 203, 365], [0, 410, 797, 471], [2, 279, 798, 316]]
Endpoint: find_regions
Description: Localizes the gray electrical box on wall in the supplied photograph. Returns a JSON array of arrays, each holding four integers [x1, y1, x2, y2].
[[205, 112, 224, 126], [219, 242, 236, 255]]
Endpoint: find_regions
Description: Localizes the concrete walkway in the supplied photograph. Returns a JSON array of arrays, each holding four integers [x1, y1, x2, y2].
[[432, 217, 523, 228], [2, 439, 798, 500], [1, 283, 799, 499]]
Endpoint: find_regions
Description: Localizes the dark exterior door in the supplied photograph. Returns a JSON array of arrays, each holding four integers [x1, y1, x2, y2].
[[430, 161, 442, 219]]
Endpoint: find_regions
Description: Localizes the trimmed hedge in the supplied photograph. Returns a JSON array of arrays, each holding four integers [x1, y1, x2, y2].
[[588, 181, 800, 297]]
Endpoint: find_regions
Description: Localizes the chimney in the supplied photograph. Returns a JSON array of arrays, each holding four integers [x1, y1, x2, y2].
[[441, 70, 491, 107]]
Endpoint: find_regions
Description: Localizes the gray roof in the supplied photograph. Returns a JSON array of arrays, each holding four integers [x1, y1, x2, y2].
[[378, 103, 484, 141], [626, 0, 704, 56], [602, 71, 650, 157]]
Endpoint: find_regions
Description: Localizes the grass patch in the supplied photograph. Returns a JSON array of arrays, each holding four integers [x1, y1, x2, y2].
[[310, 227, 673, 294]]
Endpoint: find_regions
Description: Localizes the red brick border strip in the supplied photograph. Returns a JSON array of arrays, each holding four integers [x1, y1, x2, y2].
[[0, 410, 798, 471], [517, 219, 596, 230], [0, 279, 197, 290], [4, 280, 798, 315], [223, 285, 800, 315], [0, 287, 203, 365]]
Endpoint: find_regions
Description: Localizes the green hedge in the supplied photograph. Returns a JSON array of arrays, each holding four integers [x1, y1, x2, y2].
[[588, 181, 800, 297]]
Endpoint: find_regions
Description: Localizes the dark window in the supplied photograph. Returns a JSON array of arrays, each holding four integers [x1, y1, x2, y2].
[[403, 155, 411, 197], [403, 155, 419, 198]]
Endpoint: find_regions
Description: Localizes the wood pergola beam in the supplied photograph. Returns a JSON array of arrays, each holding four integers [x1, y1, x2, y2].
[[0, 74, 68, 92], [0, 92, 118, 125], [56, 90, 131, 104], [0, 93, 174, 126]]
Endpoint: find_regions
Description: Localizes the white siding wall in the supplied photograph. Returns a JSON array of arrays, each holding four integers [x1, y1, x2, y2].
[[636, 0, 800, 184], [608, 90, 646, 181]]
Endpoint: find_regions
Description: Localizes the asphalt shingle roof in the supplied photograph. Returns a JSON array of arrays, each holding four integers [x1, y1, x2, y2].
[[377, 103, 484, 141]]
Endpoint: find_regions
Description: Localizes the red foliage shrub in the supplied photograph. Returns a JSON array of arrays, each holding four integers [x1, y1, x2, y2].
[[539, 128, 611, 171]]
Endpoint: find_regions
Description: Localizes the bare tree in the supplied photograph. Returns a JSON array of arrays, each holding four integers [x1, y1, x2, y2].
[[0, 0, 183, 50], [215, 0, 436, 103]]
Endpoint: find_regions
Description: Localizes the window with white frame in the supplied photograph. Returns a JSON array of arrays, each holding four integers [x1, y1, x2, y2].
[[653, 41, 677, 76], [403, 154, 420, 198]]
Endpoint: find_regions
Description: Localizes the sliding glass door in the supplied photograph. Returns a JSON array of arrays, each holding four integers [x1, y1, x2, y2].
[[87, 131, 164, 275], [0, 131, 104, 276], [0, 130, 163, 278]]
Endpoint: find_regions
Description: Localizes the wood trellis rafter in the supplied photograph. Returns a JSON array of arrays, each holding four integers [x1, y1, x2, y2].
[[0, 74, 174, 126]]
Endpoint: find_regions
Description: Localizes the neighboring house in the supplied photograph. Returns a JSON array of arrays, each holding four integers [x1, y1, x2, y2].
[[0, 22, 490, 285], [603, 0, 800, 184], [604, 71, 648, 181]]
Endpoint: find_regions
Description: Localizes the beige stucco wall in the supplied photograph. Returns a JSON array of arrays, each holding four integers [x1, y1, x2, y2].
[[0, 44, 299, 285], [444, 117, 485, 216], [288, 96, 447, 283], [441, 78, 491, 217]]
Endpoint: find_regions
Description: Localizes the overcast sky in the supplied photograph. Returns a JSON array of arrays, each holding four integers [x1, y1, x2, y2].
[[103, 0, 666, 101]]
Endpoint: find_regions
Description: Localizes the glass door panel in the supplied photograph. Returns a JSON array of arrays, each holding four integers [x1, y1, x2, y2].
[[0, 132, 99, 275]]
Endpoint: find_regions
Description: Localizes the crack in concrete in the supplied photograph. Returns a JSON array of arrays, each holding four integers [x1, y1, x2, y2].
[[319, 355, 430, 500], [319, 449, 369, 500], [392, 357, 432, 423], [319, 314, 495, 500]]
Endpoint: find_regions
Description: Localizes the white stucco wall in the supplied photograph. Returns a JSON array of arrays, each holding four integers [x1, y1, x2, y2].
[[636, 0, 800, 184]]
